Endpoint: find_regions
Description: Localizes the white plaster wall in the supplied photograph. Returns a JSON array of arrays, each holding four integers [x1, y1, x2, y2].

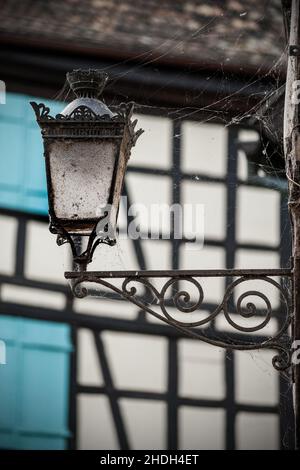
[[0, 116, 282, 450]]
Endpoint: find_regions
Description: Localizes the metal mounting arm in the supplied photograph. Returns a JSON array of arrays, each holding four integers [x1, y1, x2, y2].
[[65, 267, 293, 372]]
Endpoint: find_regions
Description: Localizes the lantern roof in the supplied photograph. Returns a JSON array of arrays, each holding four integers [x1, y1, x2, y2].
[[30, 68, 143, 148]]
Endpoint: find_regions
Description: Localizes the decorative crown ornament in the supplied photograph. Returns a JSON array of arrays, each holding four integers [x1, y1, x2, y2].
[[66, 69, 109, 98]]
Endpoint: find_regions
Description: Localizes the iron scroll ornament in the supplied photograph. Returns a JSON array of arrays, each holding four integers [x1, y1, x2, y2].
[[65, 268, 293, 372], [30, 101, 143, 146]]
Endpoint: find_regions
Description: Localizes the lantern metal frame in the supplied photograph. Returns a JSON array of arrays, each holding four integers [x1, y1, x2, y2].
[[31, 99, 143, 266]]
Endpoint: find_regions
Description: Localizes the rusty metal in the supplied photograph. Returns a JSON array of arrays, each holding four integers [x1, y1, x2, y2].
[[65, 268, 293, 372], [65, 268, 293, 278]]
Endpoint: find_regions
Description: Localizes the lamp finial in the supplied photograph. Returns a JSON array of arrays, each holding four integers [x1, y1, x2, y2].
[[66, 69, 109, 98]]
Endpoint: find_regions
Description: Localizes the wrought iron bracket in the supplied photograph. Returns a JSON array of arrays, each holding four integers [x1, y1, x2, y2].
[[65, 268, 293, 372]]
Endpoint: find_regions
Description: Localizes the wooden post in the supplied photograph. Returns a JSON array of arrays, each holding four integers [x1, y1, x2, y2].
[[284, 0, 300, 449]]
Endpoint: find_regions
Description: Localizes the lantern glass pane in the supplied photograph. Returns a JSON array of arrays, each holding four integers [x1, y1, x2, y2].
[[48, 140, 117, 221]]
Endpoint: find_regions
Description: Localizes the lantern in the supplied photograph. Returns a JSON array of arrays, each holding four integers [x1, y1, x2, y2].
[[31, 69, 143, 267]]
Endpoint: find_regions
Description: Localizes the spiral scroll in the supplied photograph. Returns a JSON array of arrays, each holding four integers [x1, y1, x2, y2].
[[70, 273, 292, 372]]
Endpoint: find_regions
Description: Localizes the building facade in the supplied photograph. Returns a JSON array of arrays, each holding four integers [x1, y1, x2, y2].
[[0, 0, 294, 449]]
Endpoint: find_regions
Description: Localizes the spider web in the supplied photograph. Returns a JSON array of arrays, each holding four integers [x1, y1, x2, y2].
[[55, 3, 294, 447], [56, 3, 291, 316]]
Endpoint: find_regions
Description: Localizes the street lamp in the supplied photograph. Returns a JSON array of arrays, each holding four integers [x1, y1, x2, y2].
[[32, 68, 294, 436], [31, 69, 143, 267]]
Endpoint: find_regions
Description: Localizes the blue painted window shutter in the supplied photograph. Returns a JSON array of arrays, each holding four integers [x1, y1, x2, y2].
[[0, 92, 63, 215], [0, 92, 72, 450], [0, 317, 72, 449]]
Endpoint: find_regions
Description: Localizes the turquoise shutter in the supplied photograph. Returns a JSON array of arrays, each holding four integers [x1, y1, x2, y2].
[[0, 316, 72, 449], [0, 92, 71, 449], [0, 92, 62, 215]]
